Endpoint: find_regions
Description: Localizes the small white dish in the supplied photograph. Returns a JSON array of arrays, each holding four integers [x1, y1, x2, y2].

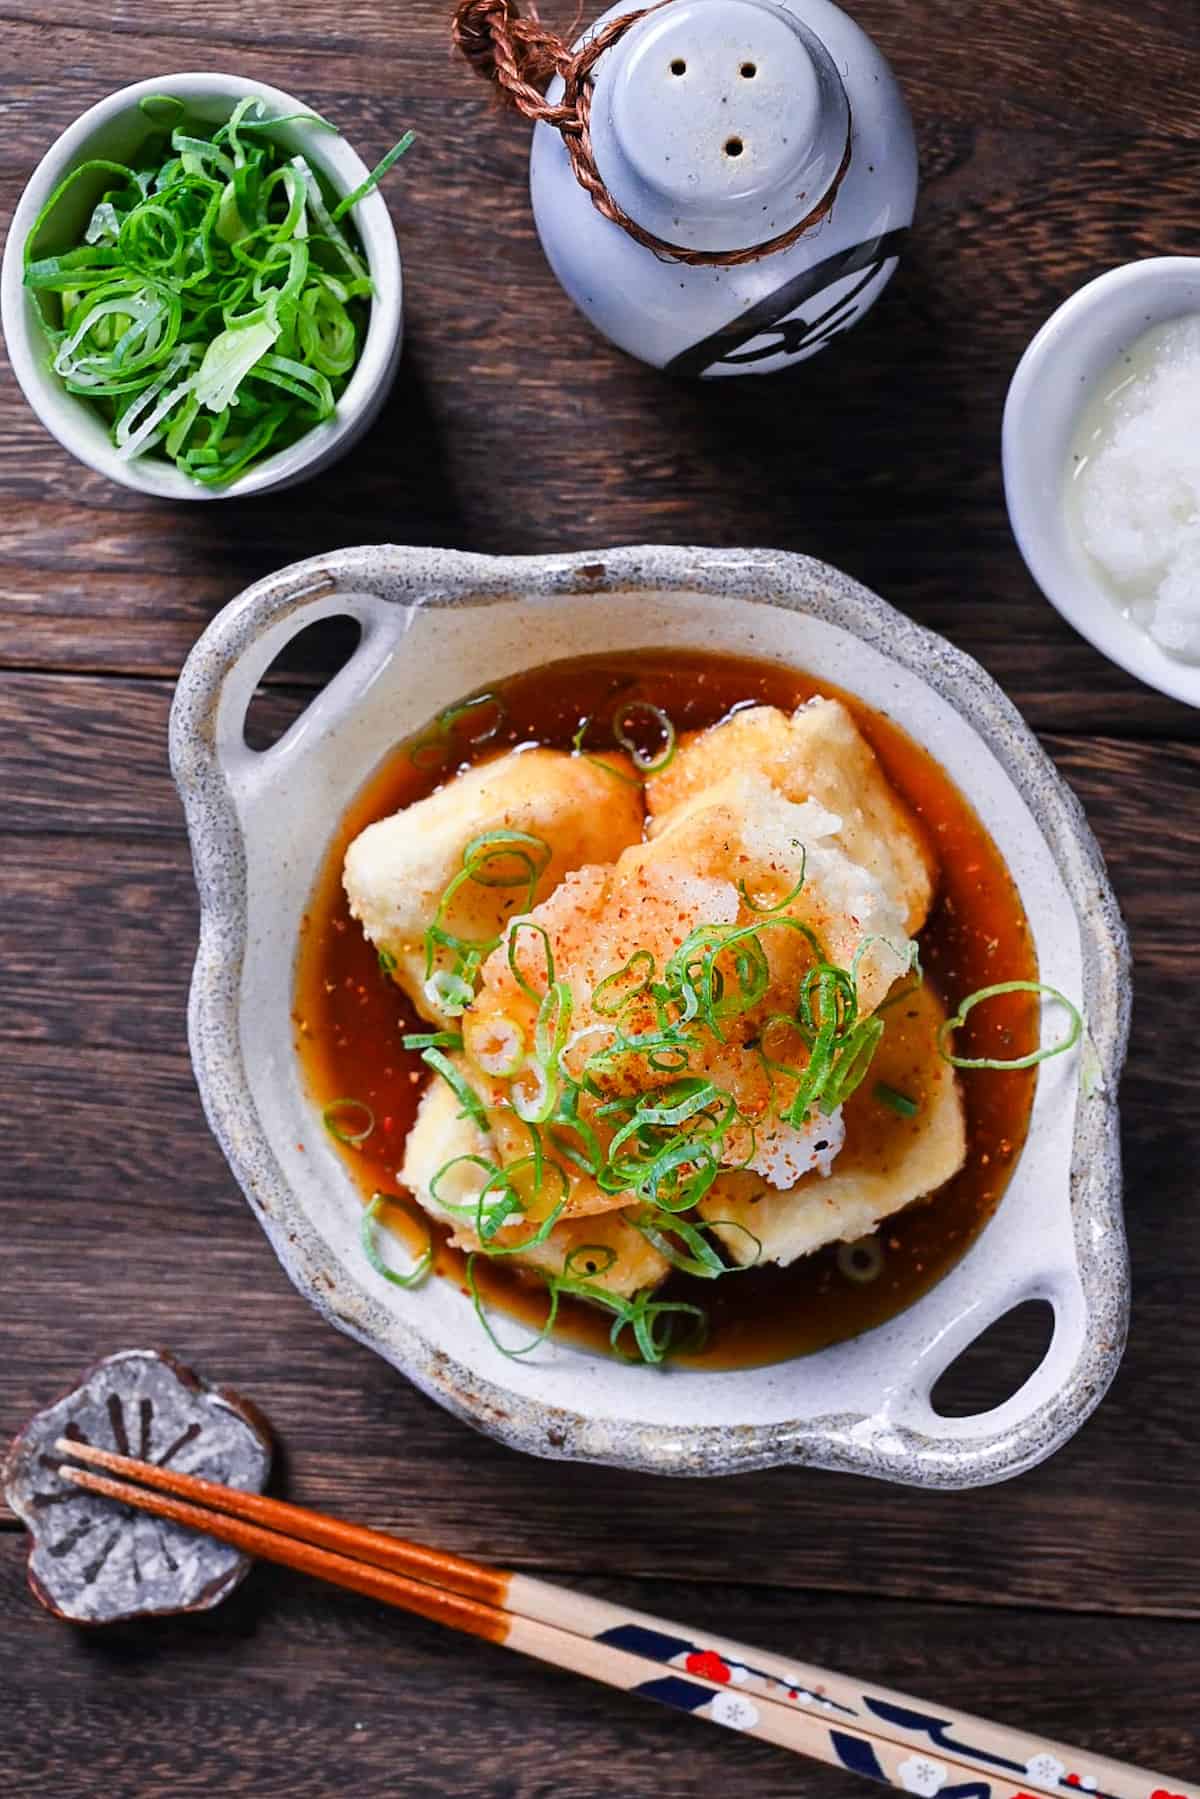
[[171, 544, 1130, 1488], [0, 73, 403, 501], [1003, 256, 1200, 711]]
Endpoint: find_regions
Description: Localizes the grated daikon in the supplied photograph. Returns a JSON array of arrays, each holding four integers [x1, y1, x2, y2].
[[1068, 313, 1200, 662]]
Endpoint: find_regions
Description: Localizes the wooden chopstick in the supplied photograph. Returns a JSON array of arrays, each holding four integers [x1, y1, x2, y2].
[[55, 1441, 1197, 1799], [56, 1437, 504, 1601]]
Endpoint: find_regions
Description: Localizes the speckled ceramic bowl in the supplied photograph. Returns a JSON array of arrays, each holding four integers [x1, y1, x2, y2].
[[170, 545, 1130, 1486]]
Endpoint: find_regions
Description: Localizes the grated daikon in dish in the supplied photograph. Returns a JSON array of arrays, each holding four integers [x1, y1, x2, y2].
[[1069, 313, 1200, 662]]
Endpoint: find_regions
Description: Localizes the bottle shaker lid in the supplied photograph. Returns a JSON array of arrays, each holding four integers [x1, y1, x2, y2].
[[589, 0, 852, 256]]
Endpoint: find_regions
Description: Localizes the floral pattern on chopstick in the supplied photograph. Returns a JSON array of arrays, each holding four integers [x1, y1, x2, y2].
[[597, 1622, 857, 1715], [863, 1709, 1125, 1799], [600, 1622, 1171, 1799]]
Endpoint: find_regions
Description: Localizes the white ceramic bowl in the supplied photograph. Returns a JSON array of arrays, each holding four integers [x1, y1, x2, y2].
[[0, 73, 403, 501], [171, 545, 1130, 1487], [1003, 257, 1200, 711]]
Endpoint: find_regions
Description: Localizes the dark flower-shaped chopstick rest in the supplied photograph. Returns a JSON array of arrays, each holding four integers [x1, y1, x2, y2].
[[3, 1349, 272, 1623]]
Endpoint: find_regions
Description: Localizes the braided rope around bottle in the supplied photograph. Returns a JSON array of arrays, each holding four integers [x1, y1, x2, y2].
[[451, 0, 853, 267]]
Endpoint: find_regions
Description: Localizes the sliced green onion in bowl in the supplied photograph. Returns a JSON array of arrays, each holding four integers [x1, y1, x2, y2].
[[613, 700, 676, 774], [874, 1080, 919, 1117], [361, 1193, 433, 1289], [462, 1011, 526, 1077], [21, 93, 413, 488], [938, 981, 1083, 1071], [322, 1096, 375, 1146]]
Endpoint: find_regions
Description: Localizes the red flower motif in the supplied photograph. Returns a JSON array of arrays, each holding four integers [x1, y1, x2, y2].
[[1066, 1779, 1081, 1788], [1150, 1790, 1187, 1799], [684, 1650, 732, 1684]]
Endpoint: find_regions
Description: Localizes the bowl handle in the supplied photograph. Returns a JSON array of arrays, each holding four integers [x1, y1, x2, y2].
[[171, 557, 410, 809], [888, 1260, 1090, 1454]]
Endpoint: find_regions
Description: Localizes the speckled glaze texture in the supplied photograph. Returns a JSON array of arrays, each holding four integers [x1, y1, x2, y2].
[[170, 546, 1130, 1486]]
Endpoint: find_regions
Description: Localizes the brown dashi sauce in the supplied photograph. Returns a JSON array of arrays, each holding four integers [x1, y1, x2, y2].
[[294, 650, 1038, 1369]]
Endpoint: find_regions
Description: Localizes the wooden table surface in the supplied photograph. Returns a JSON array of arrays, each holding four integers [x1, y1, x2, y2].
[[3, 1, 1199, 1793]]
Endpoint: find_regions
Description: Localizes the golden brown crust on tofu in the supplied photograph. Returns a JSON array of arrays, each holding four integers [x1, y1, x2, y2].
[[645, 699, 934, 933], [343, 748, 644, 1022]]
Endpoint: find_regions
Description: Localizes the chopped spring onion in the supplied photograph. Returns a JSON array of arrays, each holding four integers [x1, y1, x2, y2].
[[563, 1243, 618, 1280], [422, 830, 551, 1016], [837, 1236, 884, 1284], [409, 692, 508, 770], [738, 851, 806, 915], [505, 918, 556, 1003], [473, 1160, 567, 1253], [361, 1193, 433, 1289], [429, 1152, 500, 1218], [462, 829, 552, 889], [612, 700, 677, 775], [423, 967, 478, 1015], [23, 96, 413, 486], [821, 1016, 885, 1113], [572, 699, 677, 782], [465, 1251, 708, 1365], [462, 1010, 526, 1077], [322, 1097, 375, 1146], [332, 129, 415, 221], [510, 1059, 558, 1126], [938, 981, 1083, 1070], [422, 1047, 489, 1128], [612, 1292, 708, 1364], [570, 715, 643, 786], [591, 949, 656, 1017], [874, 1081, 919, 1117], [632, 1207, 761, 1279], [466, 1253, 563, 1359]]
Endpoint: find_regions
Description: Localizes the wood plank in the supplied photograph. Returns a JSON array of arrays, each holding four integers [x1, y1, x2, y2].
[[1, 54, 1199, 733], [0, 1030, 1193, 1618], [0, 1550, 1194, 1796], [0, 0, 1196, 142]]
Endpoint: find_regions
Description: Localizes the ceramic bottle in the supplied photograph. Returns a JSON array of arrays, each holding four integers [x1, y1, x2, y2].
[[529, 0, 918, 376]]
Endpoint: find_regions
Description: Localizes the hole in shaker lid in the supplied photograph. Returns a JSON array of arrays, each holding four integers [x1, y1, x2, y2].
[[724, 136, 744, 156], [670, 57, 686, 74], [740, 61, 757, 76]]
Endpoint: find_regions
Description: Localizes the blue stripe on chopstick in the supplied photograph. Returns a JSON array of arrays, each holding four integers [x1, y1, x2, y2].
[[632, 1675, 713, 1714], [597, 1623, 695, 1661], [831, 1730, 889, 1783]]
